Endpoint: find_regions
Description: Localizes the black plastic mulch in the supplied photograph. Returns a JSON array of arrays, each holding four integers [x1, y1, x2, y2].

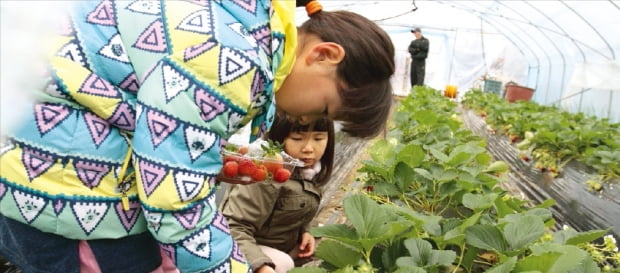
[[460, 107, 620, 238]]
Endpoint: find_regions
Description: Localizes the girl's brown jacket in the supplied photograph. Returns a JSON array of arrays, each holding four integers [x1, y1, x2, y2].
[[219, 176, 322, 271]]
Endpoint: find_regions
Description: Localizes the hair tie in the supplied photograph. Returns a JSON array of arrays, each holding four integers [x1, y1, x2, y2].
[[305, 0, 322, 16]]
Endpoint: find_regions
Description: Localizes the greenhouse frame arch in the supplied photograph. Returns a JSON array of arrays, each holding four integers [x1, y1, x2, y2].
[[297, 0, 620, 122]]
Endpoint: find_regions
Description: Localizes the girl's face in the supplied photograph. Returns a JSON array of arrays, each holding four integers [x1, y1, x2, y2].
[[275, 65, 342, 125], [275, 37, 345, 125], [283, 131, 328, 168]]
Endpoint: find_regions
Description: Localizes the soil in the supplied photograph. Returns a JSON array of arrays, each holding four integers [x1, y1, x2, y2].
[[314, 134, 373, 226]]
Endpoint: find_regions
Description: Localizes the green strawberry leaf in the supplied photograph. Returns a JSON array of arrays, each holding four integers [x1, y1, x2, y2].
[[465, 225, 509, 252], [485, 256, 517, 273], [314, 239, 362, 268]]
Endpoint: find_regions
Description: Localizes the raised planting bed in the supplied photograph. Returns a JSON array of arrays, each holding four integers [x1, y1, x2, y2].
[[460, 107, 620, 238]]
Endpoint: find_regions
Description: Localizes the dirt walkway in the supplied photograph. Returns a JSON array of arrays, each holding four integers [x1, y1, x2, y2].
[[313, 133, 374, 226]]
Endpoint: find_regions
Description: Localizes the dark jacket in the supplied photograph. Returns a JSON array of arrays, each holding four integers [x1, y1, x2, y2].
[[219, 175, 322, 271], [408, 36, 430, 61]]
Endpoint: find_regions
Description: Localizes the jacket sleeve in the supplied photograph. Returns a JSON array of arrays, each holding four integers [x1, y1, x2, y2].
[[49, 56, 137, 132], [407, 40, 417, 56], [220, 183, 281, 271], [412, 39, 430, 60], [303, 217, 318, 235], [46, 8, 138, 133]]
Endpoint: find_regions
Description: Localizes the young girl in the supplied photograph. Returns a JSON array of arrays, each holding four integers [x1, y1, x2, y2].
[[0, 1, 393, 272], [220, 116, 335, 273]]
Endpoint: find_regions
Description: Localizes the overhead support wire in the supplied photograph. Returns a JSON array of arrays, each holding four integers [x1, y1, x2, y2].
[[508, 1, 567, 105], [437, 1, 540, 93], [479, 1, 614, 61], [562, 1, 615, 60], [454, 1, 551, 103], [448, 29, 459, 84], [374, 0, 417, 22], [494, 1, 555, 104], [525, 1, 585, 63], [480, 17, 488, 76], [524, 1, 578, 107], [482, 3, 612, 61]]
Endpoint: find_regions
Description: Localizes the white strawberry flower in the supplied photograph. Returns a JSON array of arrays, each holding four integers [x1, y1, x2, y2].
[[603, 235, 618, 252]]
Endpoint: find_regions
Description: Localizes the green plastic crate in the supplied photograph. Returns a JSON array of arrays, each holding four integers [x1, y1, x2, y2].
[[484, 80, 502, 95]]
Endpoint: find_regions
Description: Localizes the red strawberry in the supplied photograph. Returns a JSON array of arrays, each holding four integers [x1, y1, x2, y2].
[[251, 165, 268, 181], [222, 161, 239, 177], [273, 168, 291, 183], [264, 156, 283, 175], [223, 154, 240, 163], [238, 158, 257, 176]]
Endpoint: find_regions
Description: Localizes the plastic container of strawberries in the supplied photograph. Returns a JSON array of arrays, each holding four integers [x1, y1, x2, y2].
[[220, 149, 304, 183]]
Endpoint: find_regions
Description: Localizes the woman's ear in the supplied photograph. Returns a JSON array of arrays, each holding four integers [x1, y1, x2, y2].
[[305, 42, 345, 65]]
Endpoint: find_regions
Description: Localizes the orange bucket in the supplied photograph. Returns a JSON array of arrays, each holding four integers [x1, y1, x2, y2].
[[505, 84, 534, 103], [444, 85, 458, 98]]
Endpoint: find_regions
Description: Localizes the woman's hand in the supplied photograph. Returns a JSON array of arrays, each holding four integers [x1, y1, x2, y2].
[[297, 232, 316, 258]]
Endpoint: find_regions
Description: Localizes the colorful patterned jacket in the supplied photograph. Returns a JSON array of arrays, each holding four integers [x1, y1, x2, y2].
[[0, 1, 296, 272]]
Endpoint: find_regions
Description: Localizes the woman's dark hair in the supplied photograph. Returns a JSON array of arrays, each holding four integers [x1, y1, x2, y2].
[[266, 116, 335, 186], [298, 8, 396, 138]]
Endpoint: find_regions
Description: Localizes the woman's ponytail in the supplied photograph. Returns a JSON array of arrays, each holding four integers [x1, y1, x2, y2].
[[305, 0, 323, 17]]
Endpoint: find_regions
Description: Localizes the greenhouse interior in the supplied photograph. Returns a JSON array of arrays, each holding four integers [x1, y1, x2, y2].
[[298, 1, 620, 123], [1, 1, 620, 272]]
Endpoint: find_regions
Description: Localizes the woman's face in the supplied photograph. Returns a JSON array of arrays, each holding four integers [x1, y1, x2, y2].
[[283, 131, 328, 168]]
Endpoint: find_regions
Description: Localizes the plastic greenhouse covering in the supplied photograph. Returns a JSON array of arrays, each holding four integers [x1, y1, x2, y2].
[[1, 1, 620, 271], [296, 0, 620, 123], [2, 1, 620, 131]]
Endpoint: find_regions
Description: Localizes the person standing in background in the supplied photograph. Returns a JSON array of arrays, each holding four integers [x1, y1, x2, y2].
[[408, 27, 429, 87]]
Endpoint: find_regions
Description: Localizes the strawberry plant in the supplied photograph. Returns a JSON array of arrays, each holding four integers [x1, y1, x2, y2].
[[291, 87, 616, 273], [462, 89, 620, 185]]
